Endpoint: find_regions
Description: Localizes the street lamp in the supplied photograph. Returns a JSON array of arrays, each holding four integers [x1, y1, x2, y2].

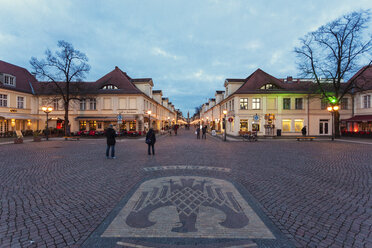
[[223, 109, 227, 141], [327, 105, 339, 141], [41, 106, 53, 141], [147, 110, 152, 130], [167, 116, 170, 129]]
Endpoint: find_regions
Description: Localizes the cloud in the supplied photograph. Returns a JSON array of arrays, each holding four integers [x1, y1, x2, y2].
[[270, 51, 283, 65], [243, 40, 262, 51], [151, 47, 180, 60], [191, 70, 224, 82]]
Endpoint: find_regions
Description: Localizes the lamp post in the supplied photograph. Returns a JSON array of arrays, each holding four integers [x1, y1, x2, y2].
[[327, 105, 339, 141], [41, 106, 53, 141], [223, 109, 227, 141], [147, 110, 152, 130]]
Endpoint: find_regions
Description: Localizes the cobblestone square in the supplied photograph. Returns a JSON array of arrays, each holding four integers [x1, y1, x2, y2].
[[0, 130, 371, 247]]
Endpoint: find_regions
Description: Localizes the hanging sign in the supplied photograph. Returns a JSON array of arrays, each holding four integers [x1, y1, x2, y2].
[[228, 117, 233, 123]]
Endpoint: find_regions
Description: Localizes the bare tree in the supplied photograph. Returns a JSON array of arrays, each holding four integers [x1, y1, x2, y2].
[[30, 40, 91, 137], [295, 10, 372, 137]]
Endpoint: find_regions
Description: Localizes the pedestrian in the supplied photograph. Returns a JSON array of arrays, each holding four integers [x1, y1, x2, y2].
[[146, 128, 156, 155], [196, 126, 200, 139], [301, 126, 307, 136], [105, 124, 117, 159], [202, 125, 207, 139], [174, 125, 178, 136]]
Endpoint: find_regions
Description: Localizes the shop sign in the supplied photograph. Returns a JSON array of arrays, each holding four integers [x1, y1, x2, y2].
[[228, 117, 233, 123], [9, 109, 17, 113]]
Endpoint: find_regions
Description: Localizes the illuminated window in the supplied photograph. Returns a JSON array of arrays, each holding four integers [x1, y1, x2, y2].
[[240, 119, 248, 131], [260, 83, 279, 90], [79, 121, 87, 131], [101, 84, 118, 89], [252, 98, 261, 110], [282, 120, 291, 132], [240, 98, 248, 109], [294, 120, 304, 132]]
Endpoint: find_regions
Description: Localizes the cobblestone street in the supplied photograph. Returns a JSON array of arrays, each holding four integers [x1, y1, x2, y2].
[[0, 130, 371, 247]]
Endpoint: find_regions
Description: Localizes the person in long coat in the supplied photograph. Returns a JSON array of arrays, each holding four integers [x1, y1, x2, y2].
[[202, 125, 207, 139], [196, 126, 200, 139], [146, 128, 156, 155], [105, 124, 117, 159]]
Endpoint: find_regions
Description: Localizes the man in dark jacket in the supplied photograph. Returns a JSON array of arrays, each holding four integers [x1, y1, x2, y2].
[[146, 128, 156, 155], [301, 126, 307, 136], [106, 124, 117, 159], [202, 125, 207, 139]]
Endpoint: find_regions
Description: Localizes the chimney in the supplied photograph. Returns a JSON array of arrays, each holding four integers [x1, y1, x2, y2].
[[286, 76, 293, 83], [115, 66, 119, 69]]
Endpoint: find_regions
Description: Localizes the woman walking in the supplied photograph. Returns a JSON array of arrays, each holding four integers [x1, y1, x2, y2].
[[146, 128, 156, 155]]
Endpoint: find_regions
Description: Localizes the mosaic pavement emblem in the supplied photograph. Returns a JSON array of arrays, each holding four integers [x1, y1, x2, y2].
[[83, 176, 294, 247]]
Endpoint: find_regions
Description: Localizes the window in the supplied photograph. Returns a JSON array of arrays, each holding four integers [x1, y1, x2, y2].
[[282, 120, 291, 132], [252, 98, 261, 110], [80, 99, 86, 110], [17, 96, 24, 109], [53, 99, 59, 110], [240, 98, 248, 109], [240, 119, 248, 131], [260, 83, 279, 90], [101, 84, 118, 89], [341, 98, 348, 110], [283, 98, 291, 110], [252, 123, 260, 132], [232, 99, 234, 110], [321, 98, 328, 110], [89, 98, 96, 110], [79, 121, 87, 131], [0, 94, 7, 107], [294, 120, 304, 132], [4, 75, 15, 86], [295, 98, 303, 110], [363, 95, 371, 108]]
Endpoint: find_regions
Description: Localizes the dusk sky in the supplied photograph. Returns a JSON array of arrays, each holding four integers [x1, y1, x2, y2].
[[1, 0, 371, 115]]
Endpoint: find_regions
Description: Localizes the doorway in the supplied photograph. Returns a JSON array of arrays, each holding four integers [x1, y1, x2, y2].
[[319, 119, 329, 135]]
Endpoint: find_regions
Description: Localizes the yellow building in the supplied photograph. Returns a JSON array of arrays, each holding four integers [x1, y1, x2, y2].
[[0, 61, 176, 136]]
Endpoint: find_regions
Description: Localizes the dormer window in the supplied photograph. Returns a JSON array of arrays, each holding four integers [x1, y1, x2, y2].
[[101, 84, 118, 89], [260, 83, 279, 90], [4, 74, 16, 86]]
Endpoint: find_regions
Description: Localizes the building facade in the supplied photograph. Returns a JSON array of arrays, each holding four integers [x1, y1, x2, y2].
[[0, 60, 176, 136], [200, 68, 372, 137]]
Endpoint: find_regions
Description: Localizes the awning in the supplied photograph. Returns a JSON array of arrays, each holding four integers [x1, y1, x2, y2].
[[342, 115, 372, 122], [0, 113, 39, 120], [75, 116, 137, 121]]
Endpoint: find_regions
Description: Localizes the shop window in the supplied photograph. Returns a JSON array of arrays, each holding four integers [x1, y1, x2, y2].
[[341, 98, 348, 110], [129, 121, 136, 131], [240, 119, 248, 131], [294, 120, 304, 132], [89, 121, 97, 130], [97, 122, 102, 129], [0, 94, 8, 107], [240, 98, 248, 110], [282, 120, 291, 132], [283, 98, 291, 110], [79, 121, 87, 131], [17, 96, 24, 109], [252, 98, 261, 110], [295, 98, 303, 110], [252, 123, 260, 132]]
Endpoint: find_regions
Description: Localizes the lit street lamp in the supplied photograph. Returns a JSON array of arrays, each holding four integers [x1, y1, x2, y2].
[[223, 109, 227, 141], [327, 105, 339, 141], [147, 110, 152, 130], [41, 106, 53, 141]]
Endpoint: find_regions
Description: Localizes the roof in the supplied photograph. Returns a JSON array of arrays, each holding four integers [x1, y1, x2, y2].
[[32, 66, 145, 95], [0, 60, 37, 94], [234, 69, 316, 94], [342, 115, 372, 122], [349, 65, 372, 91]]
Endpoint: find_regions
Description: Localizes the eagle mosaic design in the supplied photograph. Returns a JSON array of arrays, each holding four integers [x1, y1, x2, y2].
[[126, 178, 249, 233]]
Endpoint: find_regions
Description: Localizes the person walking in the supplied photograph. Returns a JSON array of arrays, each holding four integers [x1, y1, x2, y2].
[[196, 126, 200, 139], [174, 125, 178, 136], [146, 128, 156, 155], [202, 125, 207, 139], [105, 124, 117, 159], [301, 126, 307, 136]]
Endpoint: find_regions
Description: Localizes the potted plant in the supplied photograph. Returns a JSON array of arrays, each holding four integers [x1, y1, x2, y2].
[[33, 131, 42, 142], [14, 131, 23, 144]]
